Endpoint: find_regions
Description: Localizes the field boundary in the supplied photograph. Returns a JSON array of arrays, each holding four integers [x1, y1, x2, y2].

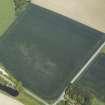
[[23, 88, 49, 105], [71, 41, 105, 83]]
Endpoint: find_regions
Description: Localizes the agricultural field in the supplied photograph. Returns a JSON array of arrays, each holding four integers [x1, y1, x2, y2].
[[92, 98, 105, 105], [0, 64, 42, 105], [0, 3, 104, 103], [76, 53, 105, 104], [0, 0, 15, 36]]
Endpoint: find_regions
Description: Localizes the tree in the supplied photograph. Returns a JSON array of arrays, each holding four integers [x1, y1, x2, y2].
[[58, 84, 93, 105], [13, 0, 30, 15]]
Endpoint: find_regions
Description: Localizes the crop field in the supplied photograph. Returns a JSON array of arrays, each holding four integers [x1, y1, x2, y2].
[[0, 0, 15, 36], [0, 4, 104, 101], [77, 53, 105, 102]]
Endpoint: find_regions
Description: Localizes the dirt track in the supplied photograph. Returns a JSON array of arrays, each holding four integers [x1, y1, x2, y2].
[[31, 0, 105, 33]]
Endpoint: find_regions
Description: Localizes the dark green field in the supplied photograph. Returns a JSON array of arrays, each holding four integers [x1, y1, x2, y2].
[[0, 3, 104, 101], [77, 53, 105, 102]]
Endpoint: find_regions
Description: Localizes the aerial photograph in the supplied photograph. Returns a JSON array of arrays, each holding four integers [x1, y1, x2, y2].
[[0, 0, 105, 105]]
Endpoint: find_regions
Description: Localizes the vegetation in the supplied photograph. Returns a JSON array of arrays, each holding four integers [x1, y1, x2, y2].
[[57, 101, 65, 105], [78, 53, 105, 102], [0, 1, 105, 105], [16, 88, 42, 105], [0, 0, 30, 36], [58, 84, 105, 105], [0, 76, 9, 86], [101, 47, 105, 53], [13, 81, 43, 105], [64, 84, 93, 105], [0, 76, 42, 105], [0, 64, 43, 105], [0, 3, 104, 101], [92, 98, 105, 105], [13, 0, 30, 15], [0, 0, 15, 36], [58, 84, 92, 105]]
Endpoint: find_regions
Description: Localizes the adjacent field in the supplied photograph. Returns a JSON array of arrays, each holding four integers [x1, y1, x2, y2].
[[31, 0, 105, 33], [77, 53, 105, 102], [0, 92, 23, 105], [0, 3, 104, 101], [0, 0, 15, 36]]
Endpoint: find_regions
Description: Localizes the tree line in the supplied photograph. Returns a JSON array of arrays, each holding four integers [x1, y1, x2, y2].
[[13, 0, 30, 15]]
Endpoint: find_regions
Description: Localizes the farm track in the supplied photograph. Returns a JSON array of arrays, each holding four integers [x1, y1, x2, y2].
[[71, 41, 105, 83], [23, 88, 49, 105], [0, 1, 105, 104], [52, 41, 105, 105]]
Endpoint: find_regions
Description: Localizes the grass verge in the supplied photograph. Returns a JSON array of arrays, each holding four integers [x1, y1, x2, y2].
[[0, 0, 15, 36], [16, 88, 43, 105]]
